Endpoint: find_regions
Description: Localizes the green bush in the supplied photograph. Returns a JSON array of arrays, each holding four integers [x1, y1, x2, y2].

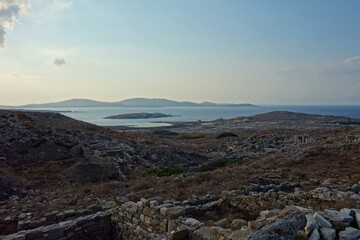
[[195, 160, 229, 173], [216, 132, 238, 139], [152, 129, 179, 136], [177, 132, 205, 139], [145, 167, 184, 177]]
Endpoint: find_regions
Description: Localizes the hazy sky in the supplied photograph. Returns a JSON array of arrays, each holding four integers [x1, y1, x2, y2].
[[1, 0, 360, 105]]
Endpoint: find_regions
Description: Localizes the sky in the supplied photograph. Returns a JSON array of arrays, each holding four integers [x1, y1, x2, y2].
[[1, 0, 360, 105]]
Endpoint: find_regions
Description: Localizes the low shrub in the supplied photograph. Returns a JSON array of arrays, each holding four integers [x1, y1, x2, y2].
[[195, 160, 229, 173], [177, 132, 205, 139], [145, 167, 184, 177], [152, 129, 179, 137], [216, 132, 238, 139]]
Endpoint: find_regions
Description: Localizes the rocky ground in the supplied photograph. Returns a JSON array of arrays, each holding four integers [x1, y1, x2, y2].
[[0, 109, 360, 239]]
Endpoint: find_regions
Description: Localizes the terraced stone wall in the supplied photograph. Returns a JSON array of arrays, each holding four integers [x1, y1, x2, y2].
[[2, 211, 113, 240], [112, 198, 184, 239]]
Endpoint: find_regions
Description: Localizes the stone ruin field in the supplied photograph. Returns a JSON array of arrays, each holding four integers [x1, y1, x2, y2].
[[0, 110, 360, 239]]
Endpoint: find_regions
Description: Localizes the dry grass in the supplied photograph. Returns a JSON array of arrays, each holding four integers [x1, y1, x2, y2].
[[1, 110, 360, 220]]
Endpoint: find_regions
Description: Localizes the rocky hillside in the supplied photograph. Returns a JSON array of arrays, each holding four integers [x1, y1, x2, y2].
[[1, 109, 360, 239], [0, 110, 206, 201], [0, 110, 136, 199]]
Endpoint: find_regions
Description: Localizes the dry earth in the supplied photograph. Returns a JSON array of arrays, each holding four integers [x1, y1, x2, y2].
[[0, 110, 359, 221]]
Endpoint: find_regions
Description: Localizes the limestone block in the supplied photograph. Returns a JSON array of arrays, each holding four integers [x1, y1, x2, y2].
[[230, 219, 247, 231], [339, 227, 360, 240], [313, 212, 332, 228], [319, 227, 336, 240]]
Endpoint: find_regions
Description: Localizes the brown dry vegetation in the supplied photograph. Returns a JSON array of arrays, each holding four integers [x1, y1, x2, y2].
[[0, 110, 360, 218]]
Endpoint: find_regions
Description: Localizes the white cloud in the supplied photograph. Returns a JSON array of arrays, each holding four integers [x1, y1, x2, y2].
[[0, 0, 28, 48], [0, 0, 73, 48], [343, 56, 360, 64], [0, 25, 5, 47], [318, 56, 360, 75], [29, 0, 72, 22], [53, 0, 72, 11], [42, 47, 78, 66], [53, 57, 65, 66], [278, 56, 360, 78]]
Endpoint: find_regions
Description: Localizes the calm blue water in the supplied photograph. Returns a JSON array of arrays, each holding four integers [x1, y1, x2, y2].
[[14, 105, 360, 128]]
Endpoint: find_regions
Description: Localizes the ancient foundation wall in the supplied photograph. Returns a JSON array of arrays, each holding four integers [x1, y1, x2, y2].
[[111, 197, 193, 240], [1, 186, 359, 240], [2, 211, 113, 240]]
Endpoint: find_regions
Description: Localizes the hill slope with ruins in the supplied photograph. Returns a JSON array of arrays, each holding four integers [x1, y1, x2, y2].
[[1, 110, 360, 239]]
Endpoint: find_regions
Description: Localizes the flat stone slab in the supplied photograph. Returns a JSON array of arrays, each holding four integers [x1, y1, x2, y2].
[[314, 212, 332, 228], [48, 225, 64, 240], [167, 206, 186, 218], [193, 227, 218, 239], [246, 211, 306, 240]]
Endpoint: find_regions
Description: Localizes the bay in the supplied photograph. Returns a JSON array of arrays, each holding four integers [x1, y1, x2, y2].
[[16, 105, 360, 128]]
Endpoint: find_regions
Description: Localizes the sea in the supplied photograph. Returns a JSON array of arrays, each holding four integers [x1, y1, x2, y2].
[[13, 105, 360, 128]]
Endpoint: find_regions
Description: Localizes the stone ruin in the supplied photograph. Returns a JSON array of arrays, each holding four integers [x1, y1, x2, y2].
[[1, 181, 360, 240]]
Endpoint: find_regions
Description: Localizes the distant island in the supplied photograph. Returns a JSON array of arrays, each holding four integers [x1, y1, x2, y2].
[[105, 113, 173, 119], [1, 98, 257, 108]]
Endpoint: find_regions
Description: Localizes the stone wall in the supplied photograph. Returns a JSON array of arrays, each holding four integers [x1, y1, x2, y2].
[[219, 185, 359, 219], [1, 184, 360, 240], [0, 217, 17, 236], [0, 204, 108, 235], [112, 197, 189, 239], [2, 211, 113, 240]]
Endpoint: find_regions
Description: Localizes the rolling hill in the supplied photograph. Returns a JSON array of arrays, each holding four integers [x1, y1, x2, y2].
[[2, 98, 256, 108]]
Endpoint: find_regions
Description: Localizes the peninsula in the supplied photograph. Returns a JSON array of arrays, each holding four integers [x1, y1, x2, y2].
[[104, 112, 173, 119]]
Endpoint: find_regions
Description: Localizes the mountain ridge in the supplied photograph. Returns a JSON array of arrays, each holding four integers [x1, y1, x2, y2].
[[1, 98, 257, 108]]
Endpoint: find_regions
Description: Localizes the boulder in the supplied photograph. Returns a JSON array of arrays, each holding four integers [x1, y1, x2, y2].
[[185, 218, 202, 228], [246, 211, 306, 240], [170, 229, 190, 240], [355, 210, 360, 229], [214, 218, 228, 228], [248, 219, 268, 230], [305, 214, 319, 235], [313, 212, 332, 228], [339, 227, 360, 240], [48, 225, 65, 240], [228, 229, 253, 240], [121, 201, 139, 214], [308, 228, 320, 240], [193, 227, 218, 240], [167, 206, 186, 218], [63, 209, 76, 219], [25, 229, 43, 239], [319, 227, 336, 240], [340, 208, 355, 218], [45, 211, 58, 223], [351, 184, 360, 192], [325, 209, 353, 223], [230, 219, 248, 230], [200, 200, 221, 211], [211, 226, 231, 238]]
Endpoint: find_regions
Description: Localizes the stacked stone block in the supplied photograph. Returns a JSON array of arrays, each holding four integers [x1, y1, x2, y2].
[[2, 211, 113, 240]]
